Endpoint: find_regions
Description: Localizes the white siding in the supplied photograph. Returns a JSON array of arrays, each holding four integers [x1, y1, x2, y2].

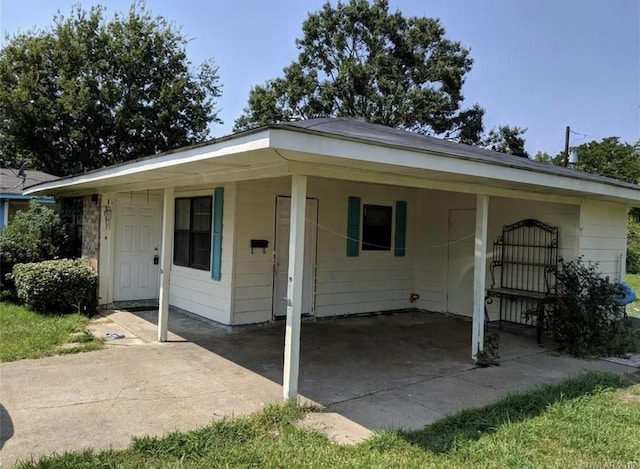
[[412, 192, 581, 319], [311, 179, 416, 317], [484, 198, 581, 320], [232, 178, 287, 324], [168, 184, 235, 324], [164, 177, 596, 326], [579, 200, 628, 279], [413, 191, 475, 313], [489, 197, 580, 263], [232, 177, 417, 323]]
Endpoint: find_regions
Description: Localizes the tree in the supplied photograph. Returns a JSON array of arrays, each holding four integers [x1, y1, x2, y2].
[[571, 137, 640, 184], [481, 125, 529, 158], [533, 151, 553, 162], [234, 0, 485, 144], [0, 3, 221, 176]]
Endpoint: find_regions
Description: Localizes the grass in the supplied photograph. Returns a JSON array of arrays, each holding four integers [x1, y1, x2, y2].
[[0, 302, 102, 362], [12, 371, 640, 469], [625, 273, 640, 318]]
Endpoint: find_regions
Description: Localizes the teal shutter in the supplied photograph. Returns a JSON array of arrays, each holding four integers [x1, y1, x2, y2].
[[394, 200, 407, 257], [347, 196, 361, 257], [211, 187, 224, 280]]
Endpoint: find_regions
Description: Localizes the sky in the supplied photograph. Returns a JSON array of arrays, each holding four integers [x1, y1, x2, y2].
[[1, 0, 639, 156]]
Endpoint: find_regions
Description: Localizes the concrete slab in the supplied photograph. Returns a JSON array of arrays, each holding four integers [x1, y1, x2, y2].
[[1, 308, 637, 464], [0, 343, 283, 467], [458, 351, 634, 394], [397, 375, 503, 419], [327, 390, 443, 431]]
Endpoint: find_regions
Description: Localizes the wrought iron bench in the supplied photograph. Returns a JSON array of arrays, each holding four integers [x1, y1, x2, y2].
[[486, 219, 559, 343]]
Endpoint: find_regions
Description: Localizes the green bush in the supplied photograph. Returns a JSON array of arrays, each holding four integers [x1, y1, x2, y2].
[[12, 259, 97, 314], [627, 246, 640, 275], [627, 215, 640, 274], [544, 258, 639, 357], [0, 201, 67, 296]]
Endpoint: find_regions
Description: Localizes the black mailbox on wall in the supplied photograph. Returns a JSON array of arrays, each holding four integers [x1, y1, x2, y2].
[[250, 239, 269, 253]]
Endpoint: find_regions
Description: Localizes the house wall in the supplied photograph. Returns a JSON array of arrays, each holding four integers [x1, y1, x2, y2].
[[488, 197, 580, 272], [168, 184, 236, 324], [412, 191, 581, 319], [311, 178, 417, 318], [232, 178, 285, 325], [579, 199, 628, 279], [159, 177, 621, 327], [413, 190, 475, 313], [231, 176, 417, 324]]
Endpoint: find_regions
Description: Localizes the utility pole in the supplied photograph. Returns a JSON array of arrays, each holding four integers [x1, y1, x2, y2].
[[563, 125, 570, 167]]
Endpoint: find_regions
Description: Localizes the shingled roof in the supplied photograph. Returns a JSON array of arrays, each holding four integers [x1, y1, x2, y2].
[[276, 117, 640, 191], [0, 168, 58, 196]]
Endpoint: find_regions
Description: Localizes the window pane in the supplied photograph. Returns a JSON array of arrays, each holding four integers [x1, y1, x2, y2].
[[175, 199, 191, 230], [174, 196, 212, 269], [173, 230, 190, 266], [192, 197, 212, 232], [362, 204, 392, 251], [190, 232, 211, 270]]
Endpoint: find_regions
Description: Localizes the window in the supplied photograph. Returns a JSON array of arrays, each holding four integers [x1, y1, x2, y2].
[[174, 196, 212, 270], [362, 204, 392, 251]]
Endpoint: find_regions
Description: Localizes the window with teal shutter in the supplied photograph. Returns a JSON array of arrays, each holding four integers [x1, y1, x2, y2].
[[346, 196, 361, 256], [394, 200, 407, 256], [211, 187, 224, 280]]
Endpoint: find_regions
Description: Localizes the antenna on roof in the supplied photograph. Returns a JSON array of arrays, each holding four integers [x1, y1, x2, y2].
[[13, 162, 29, 189]]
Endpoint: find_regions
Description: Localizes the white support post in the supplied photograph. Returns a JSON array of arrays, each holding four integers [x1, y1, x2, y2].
[[472, 194, 489, 360], [158, 186, 174, 342], [283, 175, 307, 401]]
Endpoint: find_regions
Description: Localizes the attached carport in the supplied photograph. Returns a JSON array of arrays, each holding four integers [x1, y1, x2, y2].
[[25, 117, 640, 402], [3, 306, 636, 462], [93, 306, 636, 431]]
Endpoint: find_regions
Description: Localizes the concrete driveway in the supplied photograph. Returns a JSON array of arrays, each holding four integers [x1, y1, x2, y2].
[[1, 309, 636, 466]]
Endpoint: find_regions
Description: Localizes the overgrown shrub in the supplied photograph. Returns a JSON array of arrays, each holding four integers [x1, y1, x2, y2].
[[627, 215, 640, 274], [544, 257, 639, 357], [0, 201, 67, 296], [627, 246, 640, 275], [12, 259, 97, 314]]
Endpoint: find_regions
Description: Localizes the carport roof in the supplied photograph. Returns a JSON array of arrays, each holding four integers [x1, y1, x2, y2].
[[23, 117, 640, 204], [279, 118, 640, 191]]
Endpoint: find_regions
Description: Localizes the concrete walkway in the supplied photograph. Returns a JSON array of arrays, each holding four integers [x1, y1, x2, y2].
[[1, 309, 637, 466]]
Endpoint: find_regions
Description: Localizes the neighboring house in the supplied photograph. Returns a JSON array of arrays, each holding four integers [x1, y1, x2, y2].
[[25, 118, 640, 399], [0, 167, 58, 228]]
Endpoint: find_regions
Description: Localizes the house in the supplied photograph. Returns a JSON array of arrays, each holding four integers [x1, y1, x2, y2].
[[0, 167, 57, 228], [25, 117, 640, 400]]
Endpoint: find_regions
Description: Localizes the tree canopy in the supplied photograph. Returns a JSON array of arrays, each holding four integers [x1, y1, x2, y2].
[[534, 137, 640, 184], [481, 125, 529, 158], [572, 137, 640, 184], [234, 0, 485, 144], [0, 3, 221, 176]]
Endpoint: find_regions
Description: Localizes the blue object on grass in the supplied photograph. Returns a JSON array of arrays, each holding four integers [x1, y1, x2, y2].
[[614, 282, 636, 306]]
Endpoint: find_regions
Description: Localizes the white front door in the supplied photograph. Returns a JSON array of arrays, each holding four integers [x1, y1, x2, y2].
[[273, 196, 318, 319], [447, 209, 475, 316], [113, 193, 162, 301]]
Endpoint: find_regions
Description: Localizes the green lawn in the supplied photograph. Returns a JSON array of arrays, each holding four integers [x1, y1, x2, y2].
[[12, 372, 640, 469], [0, 302, 102, 362], [626, 273, 640, 318]]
